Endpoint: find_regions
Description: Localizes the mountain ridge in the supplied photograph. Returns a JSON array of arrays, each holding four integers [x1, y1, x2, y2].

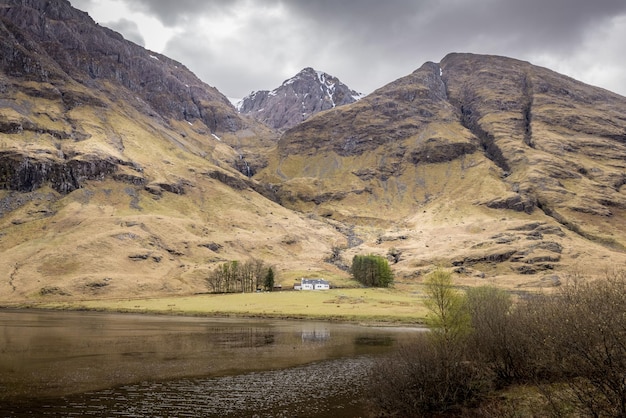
[[1, 0, 626, 303]]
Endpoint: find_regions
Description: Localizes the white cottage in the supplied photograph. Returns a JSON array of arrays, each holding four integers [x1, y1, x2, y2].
[[300, 278, 330, 290]]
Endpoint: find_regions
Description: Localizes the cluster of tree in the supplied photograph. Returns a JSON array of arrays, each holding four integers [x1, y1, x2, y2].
[[206, 259, 275, 293], [368, 268, 626, 417], [350, 255, 393, 287]]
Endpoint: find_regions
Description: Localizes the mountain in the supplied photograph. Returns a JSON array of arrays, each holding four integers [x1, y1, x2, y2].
[[238, 67, 363, 130], [257, 53, 626, 282], [2, 0, 626, 304], [0, 0, 343, 301]]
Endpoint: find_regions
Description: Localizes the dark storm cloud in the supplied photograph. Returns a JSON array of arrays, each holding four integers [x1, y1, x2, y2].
[[80, 0, 626, 98], [106, 18, 145, 47], [128, 0, 251, 26]]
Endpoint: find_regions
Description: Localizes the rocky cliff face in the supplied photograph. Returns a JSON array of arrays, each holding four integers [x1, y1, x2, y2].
[[238, 67, 362, 130], [0, 0, 242, 133]]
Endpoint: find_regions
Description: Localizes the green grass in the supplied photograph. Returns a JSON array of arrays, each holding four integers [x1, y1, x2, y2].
[[37, 288, 428, 325]]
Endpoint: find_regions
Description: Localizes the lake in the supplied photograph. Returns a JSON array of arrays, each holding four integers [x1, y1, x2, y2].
[[0, 310, 420, 417]]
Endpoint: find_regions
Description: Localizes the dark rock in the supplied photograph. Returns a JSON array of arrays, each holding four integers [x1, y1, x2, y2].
[[0, 150, 129, 193], [454, 249, 518, 266], [408, 140, 477, 164], [85, 280, 109, 289], [128, 253, 150, 260], [199, 242, 222, 252], [205, 169, 249, 190], [525, 230, 543, 240], [39, 285, 71, 296], [533, 241, 563, 253], [144, 184, 163, 196], [491, 233, 519, 244], [515, 263, 555, 275], [485, 193, 536, 214]]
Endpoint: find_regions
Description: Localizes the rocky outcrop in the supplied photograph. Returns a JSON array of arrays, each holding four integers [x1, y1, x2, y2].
[[238, 67, 362, 130], [452, 223, 565, 274], [0, 150, 144, 193]]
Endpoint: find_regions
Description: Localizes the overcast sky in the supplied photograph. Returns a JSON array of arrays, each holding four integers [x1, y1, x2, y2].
[[71, 0, 626, 100]]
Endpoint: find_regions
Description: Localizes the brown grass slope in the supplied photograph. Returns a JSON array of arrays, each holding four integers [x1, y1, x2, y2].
[[0, 0, 344, 302], [257, 53, 626, 286]]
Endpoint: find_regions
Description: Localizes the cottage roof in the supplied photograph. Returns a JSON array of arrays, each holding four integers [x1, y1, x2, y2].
[[302, 278, 329, 285]]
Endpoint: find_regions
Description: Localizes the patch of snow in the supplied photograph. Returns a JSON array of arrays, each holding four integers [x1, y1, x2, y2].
[[439, 67, 443, 76], [316, 70, 327, 85], [149, 54, 159, 60], [268, 90, 277, 97], [352, 92, 366, 101], [283, 76, 298, 86], [187, 121, 193, 126], [211, 134, 221, 141]]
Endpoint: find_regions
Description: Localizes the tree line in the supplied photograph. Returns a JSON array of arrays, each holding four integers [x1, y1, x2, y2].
[[368, 268, 626, 417], [206, 259, 274, 293]]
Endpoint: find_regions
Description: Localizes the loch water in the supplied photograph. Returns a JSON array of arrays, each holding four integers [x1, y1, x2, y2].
[[0, 310, 420, 417]]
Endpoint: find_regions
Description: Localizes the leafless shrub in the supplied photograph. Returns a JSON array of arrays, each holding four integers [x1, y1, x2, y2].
[[523, 271, 626, 417], [368, 334, 490, 417], [368, 270, 626, 417]]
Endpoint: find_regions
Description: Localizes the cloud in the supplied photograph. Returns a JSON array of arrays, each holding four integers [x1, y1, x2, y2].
[[127, 0, 251, 26], [106, 18, 145, 47], [77, 0, 626, 98]]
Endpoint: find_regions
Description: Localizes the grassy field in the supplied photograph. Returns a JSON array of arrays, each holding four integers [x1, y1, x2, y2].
[[35, 288, 429, 325]]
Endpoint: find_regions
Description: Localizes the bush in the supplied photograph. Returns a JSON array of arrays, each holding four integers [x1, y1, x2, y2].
[[368, 269, 490, 416], [465, 286, 530, 385], [368, 334, 490, 417], [519, 272, 626, 416], [368, 270, 626, 417]]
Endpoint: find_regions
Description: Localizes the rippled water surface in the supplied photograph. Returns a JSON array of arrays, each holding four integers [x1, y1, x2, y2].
[[0, 310, 419, 417]]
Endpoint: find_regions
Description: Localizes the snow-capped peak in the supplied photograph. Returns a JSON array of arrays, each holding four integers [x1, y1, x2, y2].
[[237, 67, 362, 130]]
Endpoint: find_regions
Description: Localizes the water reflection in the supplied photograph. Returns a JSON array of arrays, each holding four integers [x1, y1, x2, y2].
[[0, 310, 420, 417], [301, 324, 330, 343]]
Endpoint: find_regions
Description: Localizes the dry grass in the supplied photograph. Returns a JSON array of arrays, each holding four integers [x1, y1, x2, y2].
[[38, 288, 429, 324]]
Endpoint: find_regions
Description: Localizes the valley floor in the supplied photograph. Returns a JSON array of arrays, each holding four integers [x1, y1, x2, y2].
[[1, 288, 430, 325]]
